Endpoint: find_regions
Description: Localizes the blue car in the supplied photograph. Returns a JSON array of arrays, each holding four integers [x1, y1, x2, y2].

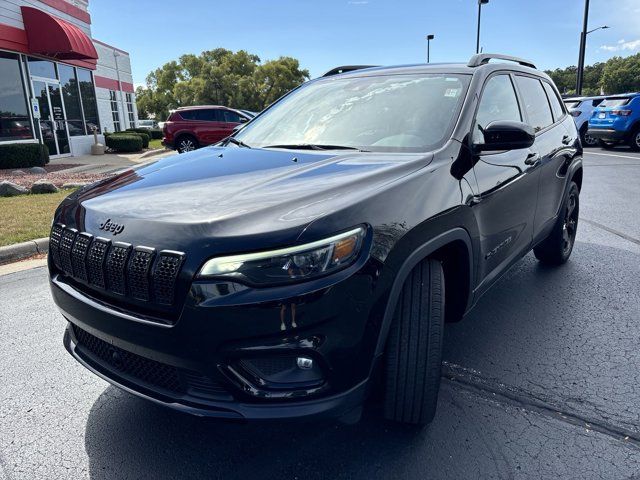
[[587, 93, 640, 150]]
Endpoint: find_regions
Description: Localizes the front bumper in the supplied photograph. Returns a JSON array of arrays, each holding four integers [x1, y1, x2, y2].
[[51, 251, 382, 421], [586, 128, 627, 142]]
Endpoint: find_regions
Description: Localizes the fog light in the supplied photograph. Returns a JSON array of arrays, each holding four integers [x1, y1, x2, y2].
[[297, 357, 313, 370]]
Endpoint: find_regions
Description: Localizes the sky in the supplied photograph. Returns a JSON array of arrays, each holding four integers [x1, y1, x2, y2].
[[89, 0, 640, 87]]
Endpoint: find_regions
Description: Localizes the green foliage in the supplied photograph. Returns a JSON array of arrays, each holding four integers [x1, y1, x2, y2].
[[148, 129, 163, 139], [125, 129, 151, 148], [105, 134, 143, 153], [545, 53, 640, 96], [135, 48, 309, 120], [0, 143, 49, 169]]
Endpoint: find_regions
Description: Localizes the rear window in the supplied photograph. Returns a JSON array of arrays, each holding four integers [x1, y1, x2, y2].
[[514, 75, 554, 132], [564, 100, 580, 109], [542, 82, 565, 121], [601, 97, 631, 107], [592, 99, 604, 107]]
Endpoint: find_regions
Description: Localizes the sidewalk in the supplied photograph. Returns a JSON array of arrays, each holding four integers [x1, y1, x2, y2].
[[49, 148, 177, 175]]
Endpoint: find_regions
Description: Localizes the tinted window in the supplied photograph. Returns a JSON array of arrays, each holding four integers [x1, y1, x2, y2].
[[600, 97, 631, 107], [77, 69, 99, 133], [179, 109, 222, 121], [515, 76, 553, 132], [0, 52, 33, 141], [474, 75, 521, 144], [592, 99, 604, 107], [58, 65, 85, 136], [564, 100, 580, 109], [542, 82, 564, 121], [223, 110, 243, 123], [28, 57, 56, 79]]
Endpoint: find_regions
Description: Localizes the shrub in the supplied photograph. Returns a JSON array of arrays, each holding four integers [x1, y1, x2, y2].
[[125, 129, 152, 148], [105, 134, 143, 153], [0, 143, 49, 169], [148, 128, 163, 139]]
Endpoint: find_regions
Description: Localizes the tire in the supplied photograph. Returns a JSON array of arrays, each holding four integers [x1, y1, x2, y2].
[[176, 135, 198, 153], [627, 126, 640, 152], [580, 127, 598, 148], [533, 182, 579, 265], [598, 139, 616, 150], [384, 258, 444, 426]]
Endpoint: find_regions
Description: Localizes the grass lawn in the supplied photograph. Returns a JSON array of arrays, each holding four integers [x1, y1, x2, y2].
[[0, 189, 75, 247], [148, 138, 163, 150]]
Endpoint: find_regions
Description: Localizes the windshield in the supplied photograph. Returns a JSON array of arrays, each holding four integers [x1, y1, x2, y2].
[[235, 73, 471, 153], [601, 97, 631, 107]]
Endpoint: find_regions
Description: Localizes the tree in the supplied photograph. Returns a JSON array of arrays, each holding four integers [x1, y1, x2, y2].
[[136, 49, 309, 120], [600, 53, 640, 94]]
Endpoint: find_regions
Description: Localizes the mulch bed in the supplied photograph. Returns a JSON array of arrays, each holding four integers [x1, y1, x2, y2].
[[0, 163, 111, 188]]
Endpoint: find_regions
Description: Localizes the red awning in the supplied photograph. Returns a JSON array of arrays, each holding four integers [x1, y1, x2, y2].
[[21, 6, 98, 61]]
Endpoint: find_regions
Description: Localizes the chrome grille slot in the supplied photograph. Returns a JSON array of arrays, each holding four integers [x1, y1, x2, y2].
[[105, 242, 132, 295]]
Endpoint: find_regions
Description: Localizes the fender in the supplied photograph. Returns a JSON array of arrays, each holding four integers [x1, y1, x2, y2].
[[373, 227, 474, 358]]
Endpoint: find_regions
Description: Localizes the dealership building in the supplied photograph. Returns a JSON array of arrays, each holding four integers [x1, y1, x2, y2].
[[0, 0, 138, 157]]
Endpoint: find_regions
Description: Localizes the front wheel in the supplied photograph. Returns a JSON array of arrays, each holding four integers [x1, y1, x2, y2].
[[533, 182, 579, 265], [383, 258, 444, 426]]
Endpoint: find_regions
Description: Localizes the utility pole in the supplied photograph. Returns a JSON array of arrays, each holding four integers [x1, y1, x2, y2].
[[476, 0, 489, 54], [575, 0, 590, 95], [426, 34, 434, 63]]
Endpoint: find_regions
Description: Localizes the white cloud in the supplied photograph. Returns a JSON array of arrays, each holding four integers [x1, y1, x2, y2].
[[600, 39, 640, 52]]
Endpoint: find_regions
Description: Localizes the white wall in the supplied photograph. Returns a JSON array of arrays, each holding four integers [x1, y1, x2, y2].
[[0, 0, 90, 34]]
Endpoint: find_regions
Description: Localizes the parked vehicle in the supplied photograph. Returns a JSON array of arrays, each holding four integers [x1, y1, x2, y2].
[[162, 106, 251, 153], [563, 95, 606, 147], [587, 93, 640, 150], [49, 54, 582, 426], [137, 119, 158, 130]]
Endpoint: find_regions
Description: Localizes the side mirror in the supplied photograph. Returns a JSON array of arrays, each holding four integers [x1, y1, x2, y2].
[[232, 123, 246, 133], [239, 117, 248, 123], [475, 120, 535, 152]]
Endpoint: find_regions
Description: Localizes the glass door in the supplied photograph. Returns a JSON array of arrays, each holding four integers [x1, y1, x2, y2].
[[32, 80, 71, 157]]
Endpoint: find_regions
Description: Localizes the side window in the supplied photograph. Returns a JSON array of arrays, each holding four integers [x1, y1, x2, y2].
[[178, 110, 197, 120], [515, 76, 554, 132], [200, 109, 224, 121], [474, 74, 522, 144], [542, 82, 564, 121], [223, 110, 242, 123]]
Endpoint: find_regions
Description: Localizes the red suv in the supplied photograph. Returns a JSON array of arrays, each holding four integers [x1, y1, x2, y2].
[[162, 106, 250, 153]]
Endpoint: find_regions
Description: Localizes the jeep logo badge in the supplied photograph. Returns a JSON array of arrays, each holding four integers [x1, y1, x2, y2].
[[99, 218, 125, 235]]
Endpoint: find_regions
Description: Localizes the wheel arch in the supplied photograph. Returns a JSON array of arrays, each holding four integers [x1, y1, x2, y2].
[[373, 227, 474, 358]]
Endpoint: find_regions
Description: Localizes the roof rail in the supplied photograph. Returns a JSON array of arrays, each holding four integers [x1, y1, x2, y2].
[[467, 53, 536, 69], [322, 65, 378, 77]]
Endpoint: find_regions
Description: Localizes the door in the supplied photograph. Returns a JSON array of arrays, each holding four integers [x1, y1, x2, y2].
[[33, 80, 70, 157], [469, 73, 541, 292], [198, 109, 230, 145]]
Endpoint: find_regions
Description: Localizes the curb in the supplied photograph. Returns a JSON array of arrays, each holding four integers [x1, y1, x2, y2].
[[139, 148, 170, 159], [0, 237, 49, 265]]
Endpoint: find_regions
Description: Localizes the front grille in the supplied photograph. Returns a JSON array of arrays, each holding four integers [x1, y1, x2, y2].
[[50, 224, 185, 307], [72, 324, 232, 401]]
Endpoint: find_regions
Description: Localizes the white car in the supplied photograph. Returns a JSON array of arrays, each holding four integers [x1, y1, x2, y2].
[[563, 95, 606, 147], [136, 119, 158, 130]]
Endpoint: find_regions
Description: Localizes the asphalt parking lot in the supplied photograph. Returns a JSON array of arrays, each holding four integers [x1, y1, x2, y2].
[[1, 148, 639, 479]]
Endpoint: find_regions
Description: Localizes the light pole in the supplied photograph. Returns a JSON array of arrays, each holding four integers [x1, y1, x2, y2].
[[426, 34, 435, 63], [476, 0, 489, 54], [575, 0, 609, 95]]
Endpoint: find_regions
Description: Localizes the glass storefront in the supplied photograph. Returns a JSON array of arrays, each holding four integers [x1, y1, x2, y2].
[[0, 52, 34, 142]]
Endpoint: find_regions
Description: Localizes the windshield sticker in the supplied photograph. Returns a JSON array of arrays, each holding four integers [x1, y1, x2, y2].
[[444, 88, 460, 98]]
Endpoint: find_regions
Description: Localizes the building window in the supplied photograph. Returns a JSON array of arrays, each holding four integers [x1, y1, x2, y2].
[[0, 52, 34, 142], [27, 57, 57, 79], [58, 64, 85, 136], [77, 69, 99, 134], [110, 90, 121, 132], [125, 93, 135, 127]]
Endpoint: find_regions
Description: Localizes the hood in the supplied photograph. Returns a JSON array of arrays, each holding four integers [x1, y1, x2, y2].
[[59, 146, 431, 253]]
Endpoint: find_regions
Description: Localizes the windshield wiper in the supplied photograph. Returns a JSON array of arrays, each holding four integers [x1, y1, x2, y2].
[[224, 136, 252, 148], [262, 143, 369, 152]]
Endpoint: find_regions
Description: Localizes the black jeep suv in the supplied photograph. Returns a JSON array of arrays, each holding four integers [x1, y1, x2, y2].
[[49, 54, 582, 426]]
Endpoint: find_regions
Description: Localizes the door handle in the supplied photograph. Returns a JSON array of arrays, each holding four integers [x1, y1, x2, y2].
[[562, 135, 572, 145], [525, 152, 540, 167]]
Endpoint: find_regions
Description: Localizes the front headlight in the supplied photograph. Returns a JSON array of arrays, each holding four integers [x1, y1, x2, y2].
[[197, 226, 366, 285]]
